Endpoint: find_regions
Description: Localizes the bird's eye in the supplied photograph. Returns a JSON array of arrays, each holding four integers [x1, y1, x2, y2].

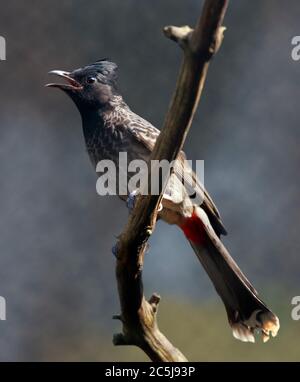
[[87, 77, 97, 84]]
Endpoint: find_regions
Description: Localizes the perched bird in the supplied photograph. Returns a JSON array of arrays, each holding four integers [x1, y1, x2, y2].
[[47, 59, 280, 343]]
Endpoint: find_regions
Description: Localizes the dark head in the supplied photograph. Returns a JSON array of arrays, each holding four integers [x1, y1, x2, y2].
[[46, 59, 119, 113]]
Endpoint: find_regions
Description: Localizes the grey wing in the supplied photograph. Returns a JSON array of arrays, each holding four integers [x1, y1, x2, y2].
[[127, 113, 227, 236], [126, 112, 160, 151]]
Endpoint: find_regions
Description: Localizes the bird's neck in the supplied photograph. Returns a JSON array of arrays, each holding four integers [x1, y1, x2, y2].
[[80, 95, 129, 141]]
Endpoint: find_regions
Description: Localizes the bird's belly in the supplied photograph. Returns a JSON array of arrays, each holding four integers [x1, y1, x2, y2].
[[89, 146, 150, 198]]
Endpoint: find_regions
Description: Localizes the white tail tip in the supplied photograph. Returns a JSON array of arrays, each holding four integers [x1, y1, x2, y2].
[[231, 309, 280, 343]]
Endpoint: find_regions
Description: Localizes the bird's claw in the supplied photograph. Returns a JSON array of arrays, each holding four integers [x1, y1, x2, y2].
[[112, 244, 118, 258], [127, 190, 163, 213], [126, 190, 138, 212]]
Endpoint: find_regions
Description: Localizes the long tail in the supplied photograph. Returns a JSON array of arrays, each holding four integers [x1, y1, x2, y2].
[[180, 206, 280, 343]]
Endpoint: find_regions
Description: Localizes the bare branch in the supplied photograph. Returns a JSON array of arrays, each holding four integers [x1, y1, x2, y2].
[[113, 0, 229, 362], [163, 25, 194, 49]]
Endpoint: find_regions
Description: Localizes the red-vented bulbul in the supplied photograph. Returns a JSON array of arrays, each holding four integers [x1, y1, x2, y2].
[[46, 60, 280, 343]]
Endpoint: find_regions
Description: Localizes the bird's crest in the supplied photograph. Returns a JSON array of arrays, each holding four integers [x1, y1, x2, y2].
[[84, 59, 118, 85]]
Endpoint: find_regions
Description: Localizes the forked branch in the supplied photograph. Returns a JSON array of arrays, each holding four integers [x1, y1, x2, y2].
[[113, 0, 229, 362]]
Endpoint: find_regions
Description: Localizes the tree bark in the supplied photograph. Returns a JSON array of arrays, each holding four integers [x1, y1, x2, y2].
[[113, 0, 229, 362]]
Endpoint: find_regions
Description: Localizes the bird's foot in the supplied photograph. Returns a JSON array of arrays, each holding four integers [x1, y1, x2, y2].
[[127, 190, 163, 213], [126, 190, 138, 212], [112, 243, 119, 258]]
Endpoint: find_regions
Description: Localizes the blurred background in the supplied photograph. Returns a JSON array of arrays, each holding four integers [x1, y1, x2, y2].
[[0, 0, 299, 361]]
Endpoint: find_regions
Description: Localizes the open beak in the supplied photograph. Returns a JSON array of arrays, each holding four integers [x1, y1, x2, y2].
[[46, 70, 83, 90]]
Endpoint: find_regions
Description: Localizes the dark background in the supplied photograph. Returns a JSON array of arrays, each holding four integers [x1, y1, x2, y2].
[[0, 0, 299, 361]]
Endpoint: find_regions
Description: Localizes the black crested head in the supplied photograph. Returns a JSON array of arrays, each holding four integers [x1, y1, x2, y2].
[[79, 59, 118, 87], [46, 59, 120, 113]]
